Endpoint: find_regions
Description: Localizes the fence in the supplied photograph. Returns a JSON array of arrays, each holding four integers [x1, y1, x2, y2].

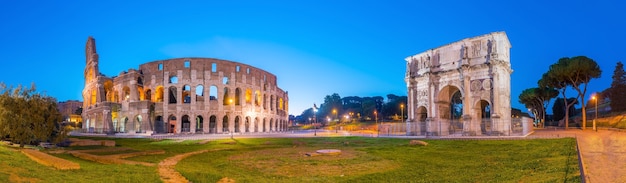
[[378, 117, 532, 137]]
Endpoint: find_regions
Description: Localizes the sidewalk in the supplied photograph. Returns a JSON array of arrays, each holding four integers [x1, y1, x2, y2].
[[532, 129, 626, 183]]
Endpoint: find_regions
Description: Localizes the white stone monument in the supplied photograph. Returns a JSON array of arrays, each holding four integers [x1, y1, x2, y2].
[[405, 32, 512, 136]]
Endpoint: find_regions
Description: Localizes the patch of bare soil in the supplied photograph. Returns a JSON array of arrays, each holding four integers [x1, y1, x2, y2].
[[228, 147, 399, 177], [21, 149, 80, 170], [68, 147, 164, 166], [158, 149, 229, 183]]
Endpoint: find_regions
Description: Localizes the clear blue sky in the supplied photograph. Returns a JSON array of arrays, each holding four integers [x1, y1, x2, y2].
[[1, 0, 624, 115]]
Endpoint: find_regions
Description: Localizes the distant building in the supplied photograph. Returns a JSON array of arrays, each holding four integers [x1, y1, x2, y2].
[[57, 100, 83, 123]]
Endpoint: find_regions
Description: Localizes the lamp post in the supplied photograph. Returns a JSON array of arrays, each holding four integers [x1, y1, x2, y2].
[[333, 109, 338, 133], [592, 95, 598, 131], [400, 104, 404, 123], [374, 110, 379, 137]]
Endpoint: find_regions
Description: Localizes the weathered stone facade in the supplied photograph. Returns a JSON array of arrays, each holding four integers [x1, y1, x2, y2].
[[82, 37, 289, 134], [405, 32, 514, 136]]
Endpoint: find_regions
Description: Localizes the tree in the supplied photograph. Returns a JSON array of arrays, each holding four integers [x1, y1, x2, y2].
[[539, 56, 601, 129], [609, 61, 626, 112], [519, 87, 558, 126], [0, 83, 64, 147], [552, 97, 578, 122]]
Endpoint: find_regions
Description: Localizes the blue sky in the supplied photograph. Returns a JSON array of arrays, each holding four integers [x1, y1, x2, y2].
[[1, 0, 624, 115]]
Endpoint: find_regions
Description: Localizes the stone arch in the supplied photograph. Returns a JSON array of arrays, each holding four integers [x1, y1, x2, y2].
[[195, 85, 204, 102], [222, 115, 229, 133], [155, 115, 164, 133], [262, 118, 266, 132], [196, 115, 204, 132], [182, 115, 190, 132], [235, 88, 241, 105], [234, 116, 241, 133], [209, 115, 217, 133], [135, 115, 142, 133], [245, 89, 252, 104], [168, 86, 177, 104], [121, 117, 128, 133], [245, 116, 250, 132], [223, 87, 230, 105], [437, 85, 463, 120], [145, 89, 152, 101], [137, 86, 145, 101], [155, 86, 164, 102], [417, 106, 428, 122], [209, 85, 218, 101], [182, 85, 191, 103], [254, 117, 259, 132], [477, 100, 492, 135], [269, 119, 273, 132], [168, 115, 176, 133], [104, 80, 114, 102]]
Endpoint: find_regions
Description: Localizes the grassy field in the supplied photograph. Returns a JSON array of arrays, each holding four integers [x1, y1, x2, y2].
[[0, 137, 580, 182]]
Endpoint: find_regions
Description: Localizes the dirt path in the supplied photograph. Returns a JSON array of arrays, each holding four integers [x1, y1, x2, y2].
[[533, 129, 626, 182], [158, 149, 229, 183]]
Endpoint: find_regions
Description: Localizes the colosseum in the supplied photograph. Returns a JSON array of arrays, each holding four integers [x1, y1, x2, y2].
[[82, 37, 289, 134]]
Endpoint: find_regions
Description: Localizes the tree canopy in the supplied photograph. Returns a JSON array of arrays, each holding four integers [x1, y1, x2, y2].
[[0, 83, 66, 147], [539, 56, 601, 129], [609, 61, 626, 112]]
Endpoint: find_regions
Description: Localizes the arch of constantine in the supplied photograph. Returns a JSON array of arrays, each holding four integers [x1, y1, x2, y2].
[[82, 37, 289, 134], [405, 32, 520, 136]]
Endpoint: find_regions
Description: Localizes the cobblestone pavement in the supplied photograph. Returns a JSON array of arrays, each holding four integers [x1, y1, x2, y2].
[[532, 129, 626, 183]]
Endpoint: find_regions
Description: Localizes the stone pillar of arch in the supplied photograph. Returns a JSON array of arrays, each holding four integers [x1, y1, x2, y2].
[[129, 80, 138, 102]]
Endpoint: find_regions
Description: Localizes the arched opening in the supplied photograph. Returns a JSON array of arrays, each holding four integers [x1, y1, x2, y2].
[[196, 116, 204, 132], [112, 118, 118, 132], [279, 98, 284, 110], [478, 100, 492, 134], [169, 76, 178, 83], [255, 90, 261, 106], [263, 118, 266, 132], [275, 120, 279, 131], [263, 94, 267, 109], [209, 85, 218, 101], [183, 85, 191, 103], [155, 86, 164, 102], [437, 85, 463, 135], [223, 116, 229, 133], [223, 87, 230, 105], [104, 80, 114, 102], [168, 115, 176, 133], [90, 90, 97, 105], [155, 116, 163, 133], [254, 117, 259, 132], [245, 89, 252, 104], [121, 117, 128, 133], [270, 95, 274, 110], [137, 77, 143, 85], [182, 115, 190, 132], [196, 85, 204, 102], [234, 116, 241, 133], [135, 115, 142, 133], [245, 117, 250, 133], [145, 89, 152, 101], [168, 86, 177, 104], [417, 106, 428, 122], [235, 88, 241, 105], [209, 115, 217, 133], [137, 86, 145, 101], [269, 119, 273, 132]]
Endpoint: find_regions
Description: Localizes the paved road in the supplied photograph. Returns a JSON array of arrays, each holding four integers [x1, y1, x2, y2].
[[532, 129, 626, 183]]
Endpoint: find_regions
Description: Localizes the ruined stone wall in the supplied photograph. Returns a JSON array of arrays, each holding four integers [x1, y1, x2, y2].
[[82, 37, 289, 134]]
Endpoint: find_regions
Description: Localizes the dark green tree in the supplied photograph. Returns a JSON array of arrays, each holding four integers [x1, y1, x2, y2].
[[609, 61, 626, 112], [552, 97, 579, 122], [0, 83, 64, 147], [540, 56, 601, 129]]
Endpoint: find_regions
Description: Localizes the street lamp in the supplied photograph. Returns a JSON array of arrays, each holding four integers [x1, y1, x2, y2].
[[400, 104, 404, 123], [592, 95, 598, 131], [333, 109, 338, 133], [374, 110, 379, 137]]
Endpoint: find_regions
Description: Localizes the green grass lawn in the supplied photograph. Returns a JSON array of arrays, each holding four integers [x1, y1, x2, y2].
[[0, 137, 580, 182]]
